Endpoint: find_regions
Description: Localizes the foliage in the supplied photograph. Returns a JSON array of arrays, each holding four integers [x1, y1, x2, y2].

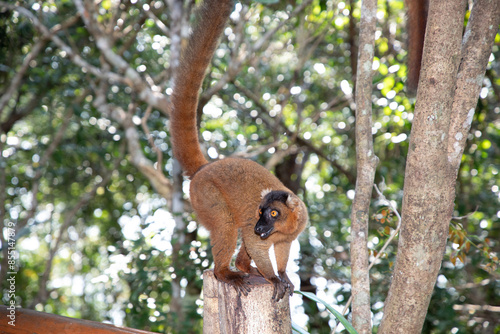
[[0, 0, 499, 333], [295, 290, 358, 334]]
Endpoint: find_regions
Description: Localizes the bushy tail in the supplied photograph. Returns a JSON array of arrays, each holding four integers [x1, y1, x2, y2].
[[170, 0, 233, 177]]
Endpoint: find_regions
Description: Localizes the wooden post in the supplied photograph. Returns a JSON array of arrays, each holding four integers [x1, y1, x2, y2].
[[202, 269, 292, 334]]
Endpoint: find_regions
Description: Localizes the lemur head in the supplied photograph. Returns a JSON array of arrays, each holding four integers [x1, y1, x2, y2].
[[255, 189, 308, 240]]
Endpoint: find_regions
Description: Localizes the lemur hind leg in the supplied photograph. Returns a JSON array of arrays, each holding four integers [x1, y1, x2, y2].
[[191, 181, 251, 296]]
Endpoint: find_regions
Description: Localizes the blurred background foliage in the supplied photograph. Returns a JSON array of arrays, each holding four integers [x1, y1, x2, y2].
[[0, 0, 499, 333]]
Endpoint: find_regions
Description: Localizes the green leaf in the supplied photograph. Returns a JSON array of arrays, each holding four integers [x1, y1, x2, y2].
[[292, 321, 310, 334], [481, 139, 491, 150], [319, 0, 327, 11], [295, 291, 359, 334], [101, 0, 111, 10]]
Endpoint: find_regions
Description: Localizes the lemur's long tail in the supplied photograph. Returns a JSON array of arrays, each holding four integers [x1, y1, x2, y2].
[[170, 0, 233, 177]]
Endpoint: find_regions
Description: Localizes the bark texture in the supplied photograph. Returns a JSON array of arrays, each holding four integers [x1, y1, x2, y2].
[[447, 0, 500, 171], [350, 0, 378, 332], [203, 270, 291, 334]]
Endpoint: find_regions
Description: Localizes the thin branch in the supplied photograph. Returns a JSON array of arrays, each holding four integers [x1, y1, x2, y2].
[[264, 145, 300, 171], [0, 39, 45, 116], [370, 184, 402, 270], [1, 91, 45, 134], [0, 2, 125, 83], [0, 12, 80, 116], [337, 184, 402, 331], [141, 105, 163, 171], [233, 80, 357, 184], [202, 0, 313, 100], [451, 206, 478, 221], [92, 93, 172, 201], [453, 304, 500, 313], [145, 9, 169, 36], [447, 0, 500, 169], [251, 0, 313, 53], [456, 278, 491, 290], [349, 0, 378, 330], [348, 0, 358, 85], [17, 101, 80, 231], [30, 154, 121, 308], [74, 0, 171, 114]]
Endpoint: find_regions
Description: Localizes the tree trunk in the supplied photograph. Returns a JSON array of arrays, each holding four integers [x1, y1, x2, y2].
[[348, 0, 358, 86], [350, 0, 378, 332], [379, 0, 466, 331], [447, 0, 500, 172], [168, 0, 192, 330], [380, 1, 499, 330], [203, 270, 291, 334]]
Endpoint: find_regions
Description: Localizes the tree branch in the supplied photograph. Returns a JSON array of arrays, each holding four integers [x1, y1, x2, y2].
[[0, 2, 126, 83], [0, 12, 80, 117], [0, 39, 45, 117], [233, 80, 357, 184], [30, 157, 120, 308], [202, 0, 313, 101], [141, 105, 163, 171], [74, 0, 171, 114], [92, 88, 172, 202], [349, 0, 378, 331], [17, 102, 79, 232], [447, 0, 500, 170], [379, 0, 468, 332], [337, 183, 402, 332], [1, 91, 45, 134]]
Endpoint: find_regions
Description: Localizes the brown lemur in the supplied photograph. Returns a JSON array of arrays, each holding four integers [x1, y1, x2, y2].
[[170, 0, 308, 301]]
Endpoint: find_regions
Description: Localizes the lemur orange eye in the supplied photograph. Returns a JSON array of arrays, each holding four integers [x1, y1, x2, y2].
[[259, 209, 262, 215], [270, 210, 278, 217]]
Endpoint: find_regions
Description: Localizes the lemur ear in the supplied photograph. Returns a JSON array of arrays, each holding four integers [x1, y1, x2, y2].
[[286, 195, 301, 209], [261, 188, 272, 199]]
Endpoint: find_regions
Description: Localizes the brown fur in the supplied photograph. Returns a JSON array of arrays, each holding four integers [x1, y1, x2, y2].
[[170, 0, 308, 300], [170, 0, 232, 177]]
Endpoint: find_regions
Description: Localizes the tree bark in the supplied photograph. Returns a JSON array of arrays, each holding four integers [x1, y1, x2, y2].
[[379, 0, 471, 332], [203, 270, 291, 334], [447, 0, 500, 172], [350, 0, 378, 332], [380, 1, 500, 330], [348, 0, 358, 86], [167, 0, 186, 330]]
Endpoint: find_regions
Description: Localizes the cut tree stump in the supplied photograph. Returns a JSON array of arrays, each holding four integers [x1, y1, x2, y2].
[[203, 269, 292, 334], [0, 305, 157, 334]]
